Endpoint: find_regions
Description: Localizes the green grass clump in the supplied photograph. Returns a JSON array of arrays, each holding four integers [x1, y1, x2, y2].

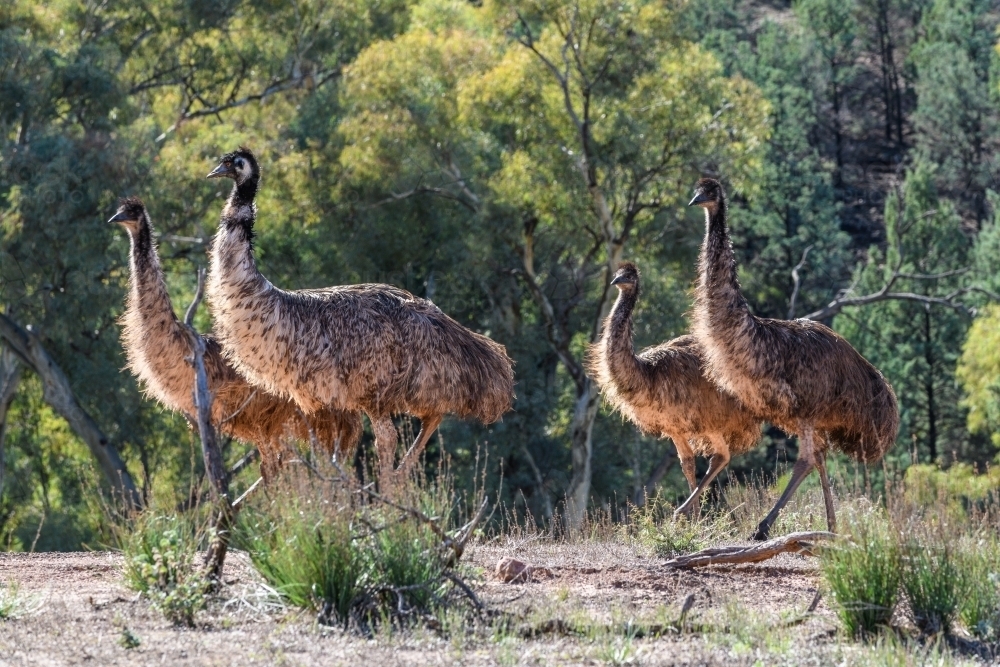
[[820, 510, 901, 637], [240, 492, 367, 626], [121, 513, 208, 626], [957, 535, 1000, 640], [238, 469, 456, 629], [0, 582, 25, 620], [630, 496, 703, 557], [900, 531, 963, 634]]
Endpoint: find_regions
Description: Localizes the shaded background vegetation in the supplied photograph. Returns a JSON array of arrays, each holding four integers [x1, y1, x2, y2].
[[0, 0, 999, 550]]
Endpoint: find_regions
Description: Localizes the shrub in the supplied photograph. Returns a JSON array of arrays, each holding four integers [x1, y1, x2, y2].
[[629, 496, 704, 557], [957, 535, 1000, 640], [121, 513, 208, 626], [0, 582, 24, 620], [237, 467, 460, 630], [239, 487, 368, 627], [900, 534, 963, 634], [820, 510, 901, 636]]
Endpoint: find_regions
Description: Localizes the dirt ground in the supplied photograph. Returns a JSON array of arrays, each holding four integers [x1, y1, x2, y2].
[[0, 541, 986, 666]]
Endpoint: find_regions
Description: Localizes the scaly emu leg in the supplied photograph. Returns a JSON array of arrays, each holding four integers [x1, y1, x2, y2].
[[816, 450, 836, 533], [371, 416, 399, 491], [395, 414, 443, 483], [674, 437, 730, 521], [752, 425, 817, 541]]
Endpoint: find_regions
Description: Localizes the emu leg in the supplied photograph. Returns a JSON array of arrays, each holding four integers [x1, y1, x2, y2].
[[674, 442, 730, 521], [395, 414, 443, 482], [371, 416, 399, 490], [752, 425, 818, 541], [816, 452, 836, 533]]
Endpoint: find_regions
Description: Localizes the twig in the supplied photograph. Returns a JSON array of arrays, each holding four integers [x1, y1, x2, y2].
[[787, 245, 813, 319], [443, 571, 484, 612], [232, 477, 263, 510]]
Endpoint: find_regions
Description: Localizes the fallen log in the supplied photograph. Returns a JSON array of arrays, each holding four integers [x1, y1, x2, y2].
[[665, 531, 837, 569]]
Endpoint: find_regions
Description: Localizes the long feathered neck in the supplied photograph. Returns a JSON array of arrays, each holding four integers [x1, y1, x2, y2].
[[126, 214, 174, 324], [223, 177, 259, 242], [602, 286, 648, 390], [696, 199, 752, 326]]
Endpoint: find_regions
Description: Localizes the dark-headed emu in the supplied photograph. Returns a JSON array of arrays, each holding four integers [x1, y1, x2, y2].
[[588, 261, 762, 517], [689, 178, 898, 540], [203, 148, 515, 486]]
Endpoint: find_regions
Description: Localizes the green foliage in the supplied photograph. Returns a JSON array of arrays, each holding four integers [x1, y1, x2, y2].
[[121, 513, 208, 626], [902, 463, 1000, 510], [956, 534, 1000, 640], [820, 510, 901, 636], [0, 582, 35, 621], [630, 499, 703, 558], [238, 471, 455, 629], [957, 305, 1000, 448], [900, 532, 963, 634]]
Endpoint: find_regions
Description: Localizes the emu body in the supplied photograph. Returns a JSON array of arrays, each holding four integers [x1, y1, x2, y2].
[[689, 178, 899, 539], [589, 262, 761, 516], [112, 198, 362, 479], [204, 149, 515, 484]]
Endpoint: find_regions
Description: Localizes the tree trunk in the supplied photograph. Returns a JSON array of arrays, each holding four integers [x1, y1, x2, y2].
[[0, 312, 142, 510], [565, 379, 600, 529], [0, 345, 24, 503]]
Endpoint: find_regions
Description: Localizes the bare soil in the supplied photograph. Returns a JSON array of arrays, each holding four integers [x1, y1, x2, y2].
[[0, 543, 981, 666]]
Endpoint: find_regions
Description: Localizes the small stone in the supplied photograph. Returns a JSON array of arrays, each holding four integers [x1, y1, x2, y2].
[[496, 557, 533, 583]]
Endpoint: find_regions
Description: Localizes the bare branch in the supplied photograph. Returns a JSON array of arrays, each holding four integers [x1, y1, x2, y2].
[[787, 245, 814, 319]]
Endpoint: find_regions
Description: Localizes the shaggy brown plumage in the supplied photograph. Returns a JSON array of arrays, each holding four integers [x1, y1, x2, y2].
[[588, 262, 762, 516], [111, 197, 362, 480], [689, 178, 899, 539], [203, 148, 515, 484]]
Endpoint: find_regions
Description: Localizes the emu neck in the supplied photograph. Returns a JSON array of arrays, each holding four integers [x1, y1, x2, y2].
[[697, 200, 751, 324], [209, 178, 271, 312], [604, 287, 646, 390], [127, 219, 174, 325]]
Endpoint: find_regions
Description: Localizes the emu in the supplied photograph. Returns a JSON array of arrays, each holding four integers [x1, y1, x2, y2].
[[689, 178, 899, 540], [111, 197, 362, 480], [203, 148, 515, 485], [588, 261, 761, 517]]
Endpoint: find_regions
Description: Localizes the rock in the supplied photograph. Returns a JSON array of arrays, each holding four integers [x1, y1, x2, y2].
[[496, 557, 533, 583]]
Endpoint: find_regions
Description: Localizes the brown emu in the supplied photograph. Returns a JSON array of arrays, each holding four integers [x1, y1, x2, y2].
[[111, 198, 362, 480], [689, 178, 899, 540], [588, 262, 762, 517], [203, 148, 515, 485]]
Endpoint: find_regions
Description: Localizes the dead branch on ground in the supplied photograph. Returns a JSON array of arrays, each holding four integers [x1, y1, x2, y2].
[[664, 531, 837, 569]]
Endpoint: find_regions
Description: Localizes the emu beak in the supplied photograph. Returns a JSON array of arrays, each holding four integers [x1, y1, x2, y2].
[[688, 191, 710, 207], [207, 162, 233, 179], [610, 275, 625, 286], [108, 211, 130, 225]]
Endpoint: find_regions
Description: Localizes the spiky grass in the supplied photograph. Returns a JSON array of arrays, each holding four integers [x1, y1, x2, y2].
[[956, 534, 1000, 640], [820, 509, 901, 637], [237, 467, 457, 630], [899, 528, 963, 635]]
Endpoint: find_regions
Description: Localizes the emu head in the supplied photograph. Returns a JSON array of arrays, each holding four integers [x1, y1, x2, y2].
[[688, 177, 724, 212], [207, 146, 259, 186], [610, 261, 640, 292], [108, 196, 148, 234]]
